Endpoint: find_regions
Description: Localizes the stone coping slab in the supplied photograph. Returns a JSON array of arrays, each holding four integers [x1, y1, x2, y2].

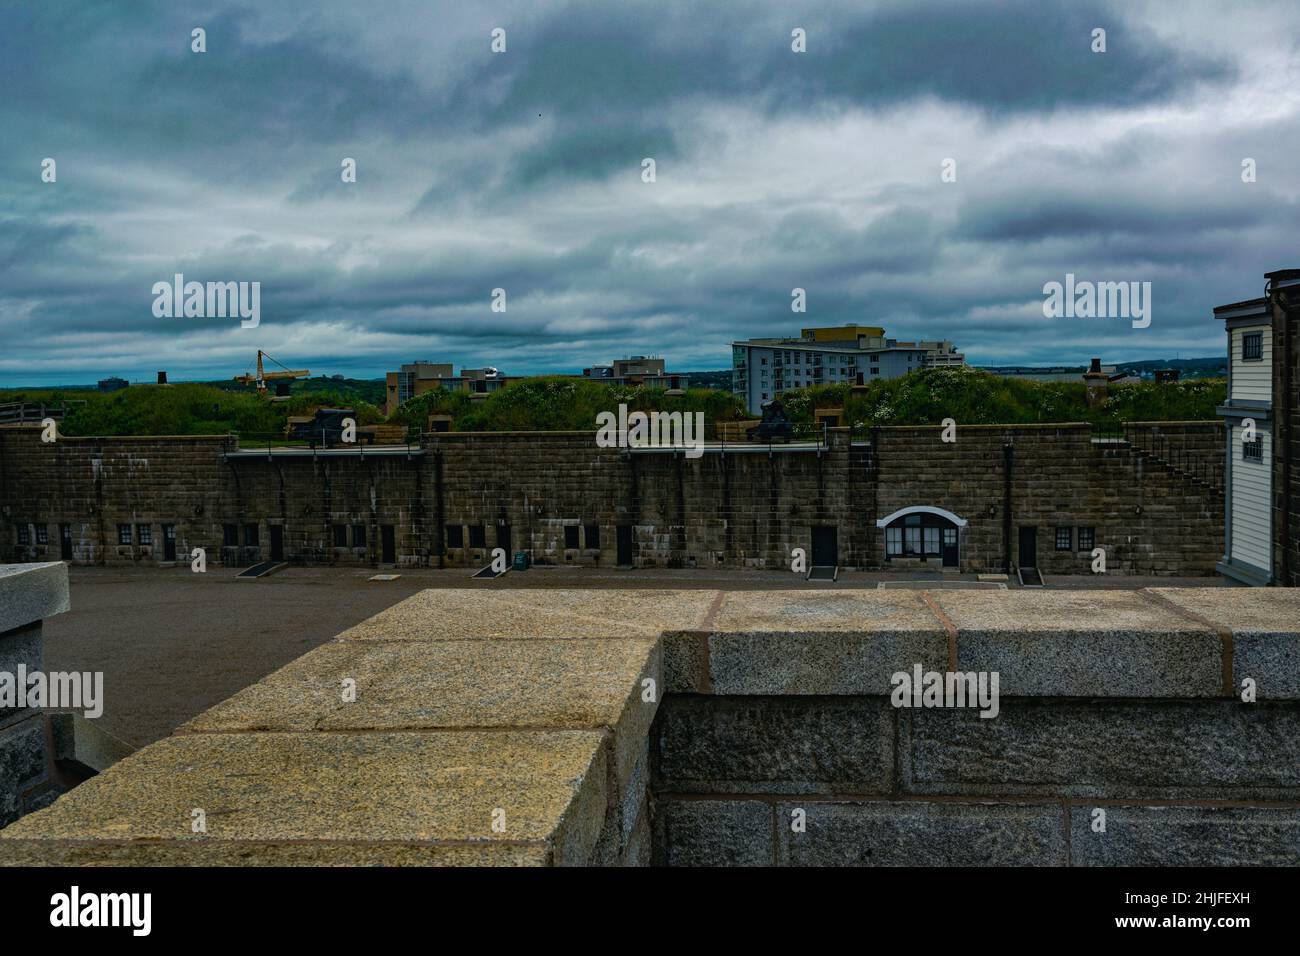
[[6, 587, 1300, 867], [0, 562, 70, 633], [1, 730, 607, 865], [932, 589, 1223, 697], [179, 637, 660, 785], [0, 839, 549, 867], [337, 588, 717, 641]]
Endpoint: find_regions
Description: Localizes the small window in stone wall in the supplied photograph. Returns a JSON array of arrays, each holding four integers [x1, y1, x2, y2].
[[445, 524, 464, 548], [351, 524, 366, 547], [244, 523, 260, 546], [1078, 527, 1095, 551], [36, 525, 48, 544], [1055, 527, 1072, 551], [118, 524, 132, 545], [468, 524, 486, 548], [223, 524, 239, 547], [333, 525, 348, 547], [137, 524, 152, 545], [564, 525, 580, 549], [585, 524, 601, 549], [17, 524, 30, 545]]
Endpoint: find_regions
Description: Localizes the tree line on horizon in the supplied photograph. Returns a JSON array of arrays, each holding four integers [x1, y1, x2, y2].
[[2, 367, 1225, 438]]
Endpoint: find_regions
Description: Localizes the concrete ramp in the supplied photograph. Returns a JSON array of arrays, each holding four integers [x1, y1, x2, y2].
[[806, 565, 838, 581], [236, 561, 288, 579]]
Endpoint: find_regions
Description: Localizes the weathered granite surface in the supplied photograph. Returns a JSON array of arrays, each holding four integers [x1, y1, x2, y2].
[[0, 562, 70, 634], [5, 586, 1299, 866]]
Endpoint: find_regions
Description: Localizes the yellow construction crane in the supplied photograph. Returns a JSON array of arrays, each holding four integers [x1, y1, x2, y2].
[[233, 350, 310, 395]]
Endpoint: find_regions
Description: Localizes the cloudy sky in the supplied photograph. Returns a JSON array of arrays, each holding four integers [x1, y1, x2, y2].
[[3, 0, 1299, 385]]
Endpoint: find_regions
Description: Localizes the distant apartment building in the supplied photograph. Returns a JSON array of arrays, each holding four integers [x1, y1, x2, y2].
[[1214, 268, 1300, 586], [731, 325, 964, 414], [383, 361, 512, 415], [582, 356, 688, 391]]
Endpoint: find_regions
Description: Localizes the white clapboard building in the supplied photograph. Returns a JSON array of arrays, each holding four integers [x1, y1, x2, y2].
[[1213, 270, 1300, 585]]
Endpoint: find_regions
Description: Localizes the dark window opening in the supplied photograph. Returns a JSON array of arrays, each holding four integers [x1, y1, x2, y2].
[[1242, 331, 1263, 361], [35, 524, 48, 545], [137, 524, 152, 545], [1078, 527, 1095, 552], [351, 524, 366, 547], [446, 524, 464, 548], [17, 525, 31, 545], [564, 525, 580, 549], [117, 524, 132, 545], [1055, 527, 1072, 551], [1243, 437, 1263, 462], [333, 525, 348, 548], [884, 512, 956, 564], [468, 524, 486, 548], [585, 524, 601, 549], [223, 524, 238, 547], [244, 523, 260, 546]]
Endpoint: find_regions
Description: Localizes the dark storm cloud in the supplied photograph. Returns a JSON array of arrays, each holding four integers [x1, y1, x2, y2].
[[0, 0, 1293, 384]]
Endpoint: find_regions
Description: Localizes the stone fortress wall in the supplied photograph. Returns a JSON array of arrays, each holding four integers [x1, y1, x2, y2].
[[0, 422, 1223, 576]]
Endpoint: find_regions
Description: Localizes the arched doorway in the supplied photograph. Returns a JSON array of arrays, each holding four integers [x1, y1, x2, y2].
[[876, 506, 966, 568]]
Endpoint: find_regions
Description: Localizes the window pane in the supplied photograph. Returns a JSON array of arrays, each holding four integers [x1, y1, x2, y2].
[[905, 527, 921, 554], [924, 526, 940, 554], [886, 526, 902, 555]]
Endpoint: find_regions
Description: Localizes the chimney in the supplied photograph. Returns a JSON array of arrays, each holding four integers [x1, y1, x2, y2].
[[1083, 358, 1108, 407]]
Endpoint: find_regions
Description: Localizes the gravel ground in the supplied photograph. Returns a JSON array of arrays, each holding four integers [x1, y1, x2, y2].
[[41, 564, 1224, 749]]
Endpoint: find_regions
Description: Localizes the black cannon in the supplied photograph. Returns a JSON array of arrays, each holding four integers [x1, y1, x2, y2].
[[747, 399, 795, 443]]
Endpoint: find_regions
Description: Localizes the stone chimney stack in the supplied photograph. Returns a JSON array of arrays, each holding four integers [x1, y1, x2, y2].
[[1084, 358, 1109, 407]]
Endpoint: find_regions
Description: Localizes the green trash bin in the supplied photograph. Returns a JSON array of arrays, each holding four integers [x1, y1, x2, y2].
[[512, 550, 529, 571]]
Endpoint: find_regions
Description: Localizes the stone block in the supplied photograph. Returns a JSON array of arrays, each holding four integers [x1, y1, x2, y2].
[[0, 716, 48, 827], [901, 699, 1300, 799], [652, 799, 772, 866], [775, 801, 1067, 866], [0, 563, 69, 634], [1150, 588, 1300, 699], [1069, 805, 1300, 866], [934, 590, 1221, 696], [1, 730, 606, 865], [653, 696, 893, 794]]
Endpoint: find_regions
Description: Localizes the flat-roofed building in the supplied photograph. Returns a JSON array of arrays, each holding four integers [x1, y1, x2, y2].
[[582, 356, 688, 390], [731, 325, 963, 414]]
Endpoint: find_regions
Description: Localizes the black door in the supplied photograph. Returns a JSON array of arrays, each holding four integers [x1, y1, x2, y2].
[[381, 525, 396, 563], [941, 526, 959, 568], [59, 524, 72, 561], [163, 524, 177, 561], [1018, 526, 1037, 568], [496, 522, 511, 556], [811, 525, 837, 566], [270, 525, 284, 562], [616, 525, 633, 567]]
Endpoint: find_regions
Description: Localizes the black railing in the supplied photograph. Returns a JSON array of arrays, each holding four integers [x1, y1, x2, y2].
[[230, 428, 422, 454], [1119, 424, 1224, 493]]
